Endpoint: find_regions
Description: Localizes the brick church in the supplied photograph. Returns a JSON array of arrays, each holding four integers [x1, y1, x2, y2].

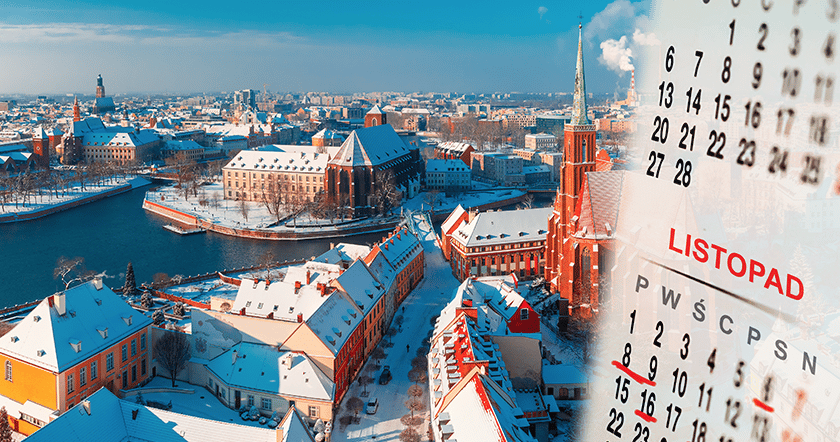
[[546, 25, 619, 318]]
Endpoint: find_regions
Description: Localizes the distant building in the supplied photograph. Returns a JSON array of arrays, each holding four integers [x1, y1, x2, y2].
[[234, 89, 257, 110], [92, 75, 116, 115], [0, 144, 37, 173], [503, 113, 537, 130], [456, 103, 491, 115], [0, 281, 152, 436], [524, 133, 557, 151], [61, 117, 161, 165], [535, 115, 567, 138], [434, 141, 474, 166], [161, 140, 204, 162], [311, 129, 344, 148], [470, 152, 524, 186], [442, 206, 551, 281], [425, 159, 470, 192], [364, 105, 385, 128]]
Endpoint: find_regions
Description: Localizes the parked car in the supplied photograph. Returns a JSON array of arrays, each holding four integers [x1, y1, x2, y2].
[[379, 365, 392, 385], [366, 398, 379, 415]]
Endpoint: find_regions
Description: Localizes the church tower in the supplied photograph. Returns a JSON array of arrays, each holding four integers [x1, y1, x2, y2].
[[547, 24, 597, 310], [96, 74, 105, 98], [72, 96, 80, 122], [364, 105, 386, 128]]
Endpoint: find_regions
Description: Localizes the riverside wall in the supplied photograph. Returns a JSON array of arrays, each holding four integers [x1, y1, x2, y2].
[[0, 183, 133, 223]]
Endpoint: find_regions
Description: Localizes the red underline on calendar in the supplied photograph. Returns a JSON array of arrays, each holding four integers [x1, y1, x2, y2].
[[612, 360, 656, 386], [634, 409, 657, 423], [753, 398, 775, 413]]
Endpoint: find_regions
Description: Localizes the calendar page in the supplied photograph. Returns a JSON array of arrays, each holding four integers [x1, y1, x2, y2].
[[584, 1, 840, 442]]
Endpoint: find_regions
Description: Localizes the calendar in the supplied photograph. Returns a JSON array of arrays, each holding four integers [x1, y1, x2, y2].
[[584, 1, 840, 442]]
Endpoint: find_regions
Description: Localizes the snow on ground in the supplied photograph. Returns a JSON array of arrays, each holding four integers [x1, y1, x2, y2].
[[159, 266, 293, 303], [0, 176, 149, 215], [331, 213, 459, 442], [130, 376, 267, 429], [148, 183, 401, 233], [401, 187, 526, 215]]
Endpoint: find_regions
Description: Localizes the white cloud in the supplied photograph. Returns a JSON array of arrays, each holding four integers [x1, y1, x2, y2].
[[632, 29, 659, 46], [538, 6, 548, 19], [600, 36, 634, 72]]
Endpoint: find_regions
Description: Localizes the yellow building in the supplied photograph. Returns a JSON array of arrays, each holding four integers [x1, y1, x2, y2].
[[0, 281, 152, 435]]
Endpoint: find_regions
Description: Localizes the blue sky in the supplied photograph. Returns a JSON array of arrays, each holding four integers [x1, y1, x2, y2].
[[0, 0, 654, 95]]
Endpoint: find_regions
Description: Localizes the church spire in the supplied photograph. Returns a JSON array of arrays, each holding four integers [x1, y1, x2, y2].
[[570, 24, 590, 126]]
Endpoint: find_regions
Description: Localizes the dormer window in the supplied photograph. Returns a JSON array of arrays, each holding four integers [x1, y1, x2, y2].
[[69, 340, 82, 353], [97, 328, 108, 339], [122, 316, 132, 326]]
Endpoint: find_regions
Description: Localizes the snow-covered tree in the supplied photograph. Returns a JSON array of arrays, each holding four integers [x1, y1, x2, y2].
[[152, 309, 164, 325], [172, 302, 186, 317], [123, 262, 136, 296], [141, 291, 154, 309]]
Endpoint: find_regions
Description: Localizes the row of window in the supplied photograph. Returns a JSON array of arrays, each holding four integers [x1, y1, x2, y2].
[[227, 171, 324, 182]]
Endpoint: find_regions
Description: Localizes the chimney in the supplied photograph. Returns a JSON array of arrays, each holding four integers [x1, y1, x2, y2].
[[232, 349, 239, 365], [240, 307, 246, 316], [93, 277, 103, 290], [131, 409, 139, 420], [306, 270, 311, 285], [295, 281, 301, 294], [330, 242, 335, 249], [82, 400, 91, 415], [297, 313, 303, 323], [54, 293, 66, 316], [468, 209, 478, 223]]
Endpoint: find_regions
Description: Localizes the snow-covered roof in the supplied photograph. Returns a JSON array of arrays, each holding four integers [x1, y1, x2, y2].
[[328, 124, 411, 168], [164, 140, 204, 151], [426, 159, 469, 173], [231, 262, 342, 321], [333, 260, 385, 316], [82, 128, 159, 148], [306, 294, 362, 354], [451, 208, 552, 248], [367, 105, 383, 115], [277, 406, 317, 442], [223, 148, 327, 174], [312, 129, 344, 140], [0, 281, 152, 372], [312, 243, 372, 267], [371, 228, 422, 275], [23, 388, 282, 442], [436, 141, 474, 155], [207, 343, 334, 402], [441, 205, 468, 235]]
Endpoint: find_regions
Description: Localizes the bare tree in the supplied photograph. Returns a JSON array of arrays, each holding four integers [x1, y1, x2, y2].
[[260, 179, 285, 222], [238, 197, 249, 222], [370, 347, 386, 368], [53, 256, 95, 290], [346, 396, 364, 418], [259, 251, 276, 281], [154, 330, 191, 387], [358, 375, 373, 397], [408, 366, 428, 386], [517, 194, 535, 210], [372, 169, 401, 216], [405, 396, 426, 418], [399, 426, 421, 442], [423, 190, 441, 215]]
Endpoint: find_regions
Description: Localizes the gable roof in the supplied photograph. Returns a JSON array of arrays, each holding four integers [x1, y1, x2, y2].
[[328, 124, 410, 167], [451, 208, 552, 247], [24, 388, 283, 442], [0, 281, 152, 373], [573, 170, 624, 239], [441, 205, 468, 236]]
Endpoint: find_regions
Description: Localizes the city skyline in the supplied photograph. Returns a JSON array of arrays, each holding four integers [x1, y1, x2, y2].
[[0, 0, 654, 95]]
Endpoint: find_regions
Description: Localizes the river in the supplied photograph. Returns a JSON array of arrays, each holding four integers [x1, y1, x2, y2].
[[0, 184, 386, 308]]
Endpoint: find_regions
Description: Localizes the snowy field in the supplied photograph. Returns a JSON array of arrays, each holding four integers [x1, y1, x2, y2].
[[401, 186, 526, 215], [0, 176, 149, 215]]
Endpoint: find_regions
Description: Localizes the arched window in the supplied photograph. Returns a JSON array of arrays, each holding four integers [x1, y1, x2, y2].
[[582, 139, 587, 162]]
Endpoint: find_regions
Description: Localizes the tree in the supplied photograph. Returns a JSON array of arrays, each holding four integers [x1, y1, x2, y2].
[[411, 356, 426, 370], [152, 273, 170, 288], [260, 180, 285, 222], [239, 197, 250, 222], [408, 367, 428, 385], [399, 426, 421, 442], [141, 290, 154, 309], [372, 170, 401, 216], [346, 396, 364, 418], [358, 375, 373, 397], [123, 262, 137, 296], [517, 194, 535, 210], [423, 190, 441, 215], [152, 309, 165, 325], [0, 407, 12, 442], [53, 256, 95, 290], [154, 331, 191, 387], [172, 302, 186, 317], [405, 397, 426, 418], [370, 347, 386, 367]]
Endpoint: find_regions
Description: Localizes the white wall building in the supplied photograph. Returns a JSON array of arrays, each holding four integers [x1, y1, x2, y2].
[[425, 159, 471, 191]]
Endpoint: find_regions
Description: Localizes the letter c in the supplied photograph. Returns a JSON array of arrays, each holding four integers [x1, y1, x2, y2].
[[719, 315, 733, 334]]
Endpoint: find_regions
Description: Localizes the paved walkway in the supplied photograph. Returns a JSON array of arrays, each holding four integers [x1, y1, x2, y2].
[[332, 213, 460, 442]]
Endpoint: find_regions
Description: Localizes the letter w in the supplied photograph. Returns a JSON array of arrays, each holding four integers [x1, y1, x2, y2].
[[661, 287, 682, 309]]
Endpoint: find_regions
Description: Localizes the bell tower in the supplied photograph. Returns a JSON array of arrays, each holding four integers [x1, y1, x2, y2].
[[96, 74, 105, 98]]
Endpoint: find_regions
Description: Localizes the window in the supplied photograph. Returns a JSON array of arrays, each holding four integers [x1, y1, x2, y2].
[[131, 339, 137, 357], [141, 359, 146, 376], [91, 361, 98, 380], [140, 334, 146, 351], [132, 365, 136, 382], [309, 406, 319, 418], [106, 353, 114, 371], [67, 374, 75, 393], [247, 395, 255, 407], [520, 309, 529, 320], [4, 360, 10, 382], [80, 367, 87, 386], [261, 398, 272, 410]]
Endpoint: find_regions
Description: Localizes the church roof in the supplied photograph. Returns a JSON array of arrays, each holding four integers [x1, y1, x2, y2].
[[328, 124, 410, 167], [367, 105, 383, 115], [574, 170, 624, 239], [570, 25, 590, 126]]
